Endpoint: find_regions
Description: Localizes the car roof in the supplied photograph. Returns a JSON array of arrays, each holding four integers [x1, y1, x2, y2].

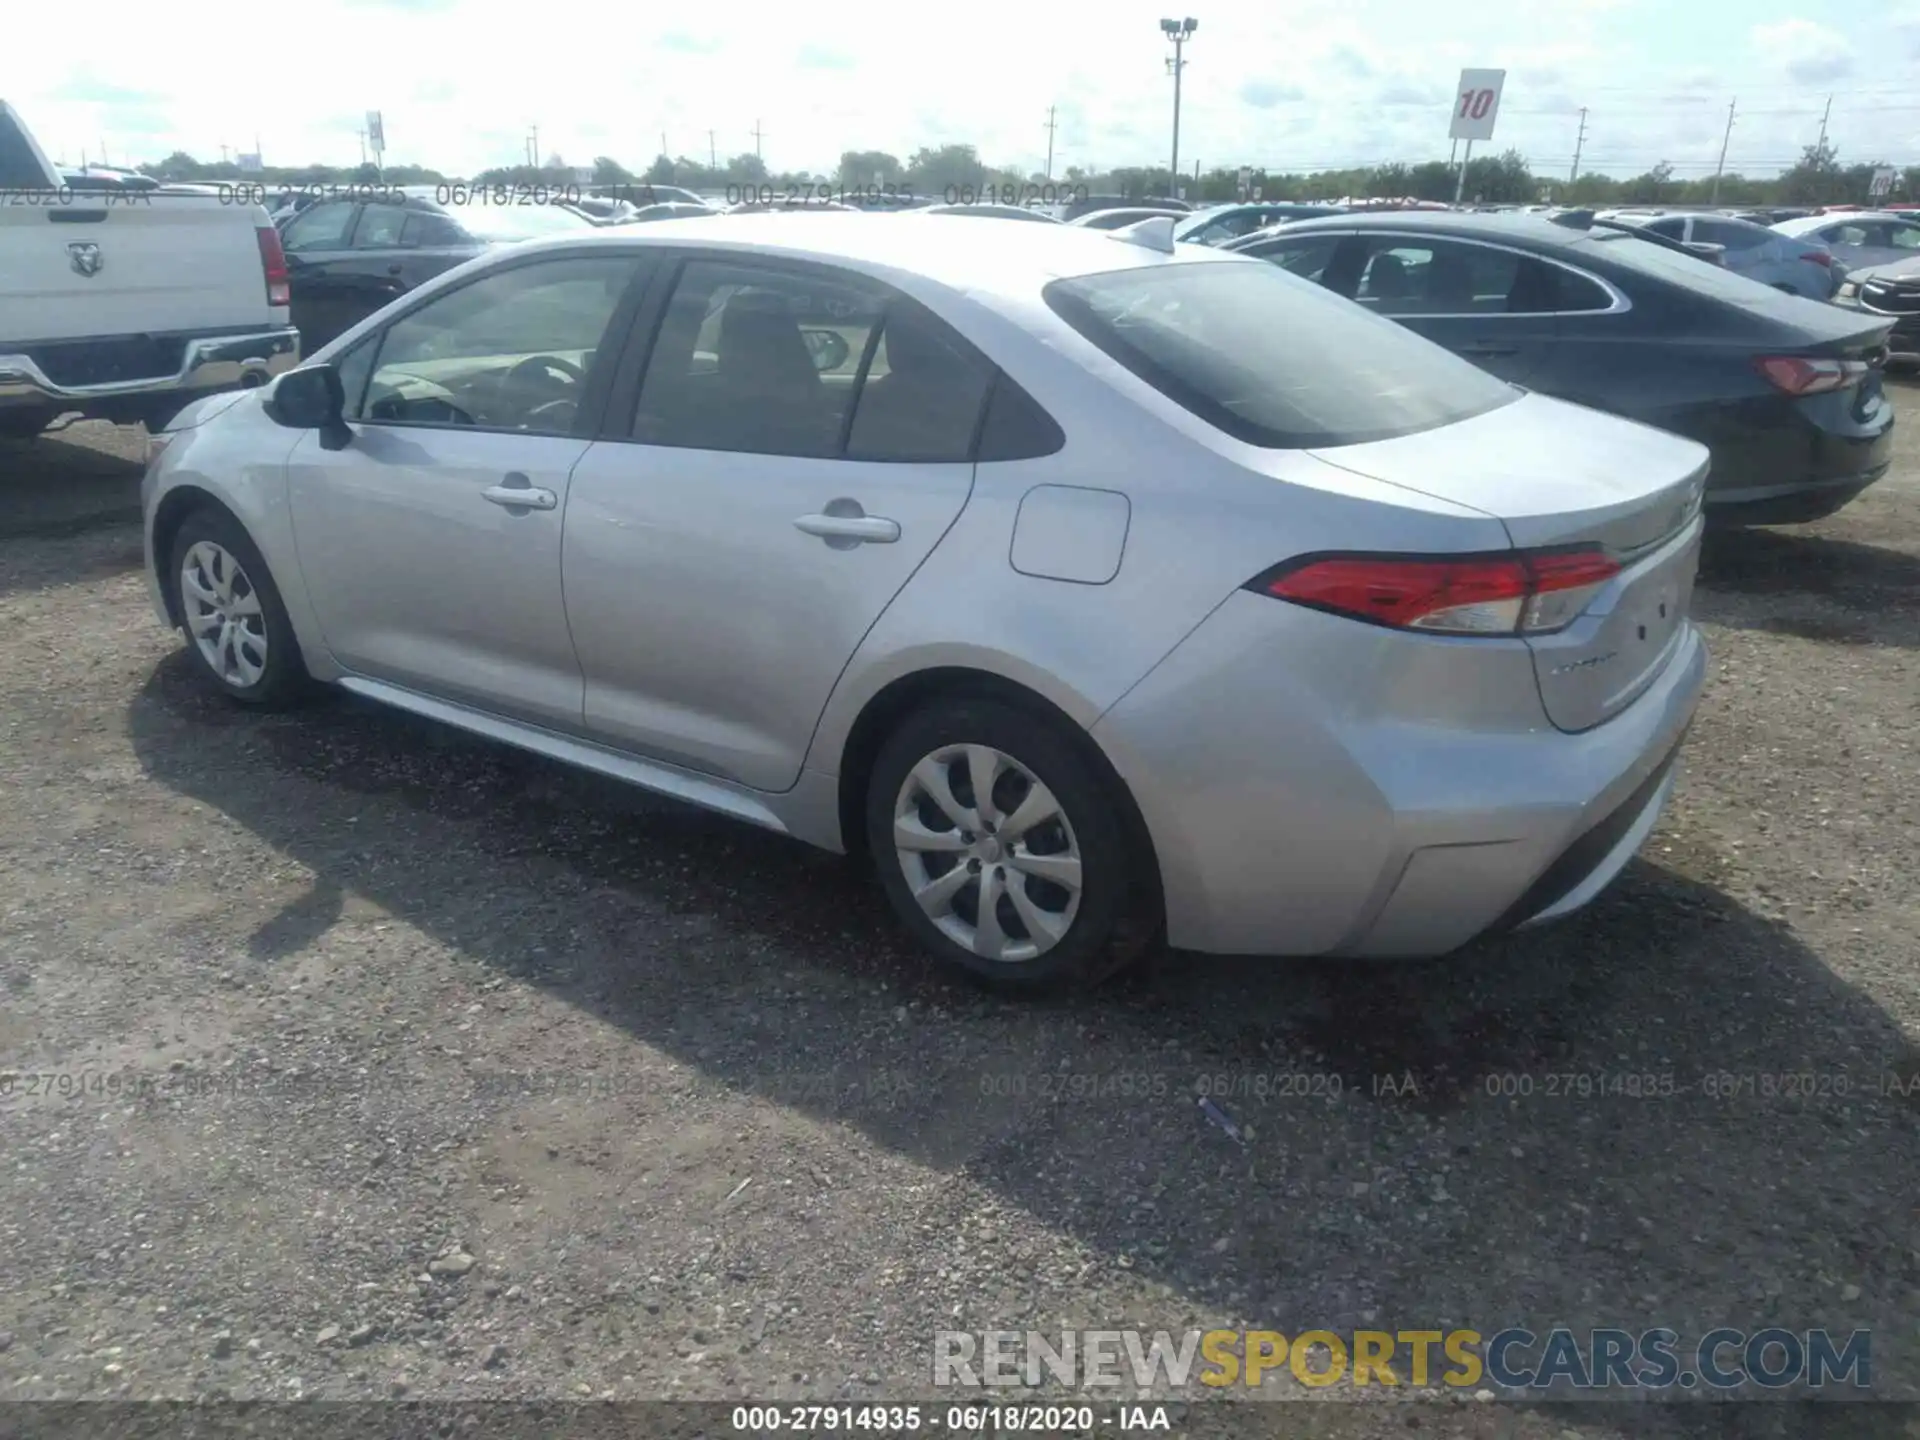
[[1241, 209, 1604, 252], [1776, 211, 1906, 234], [488, 210, 1235, 292]]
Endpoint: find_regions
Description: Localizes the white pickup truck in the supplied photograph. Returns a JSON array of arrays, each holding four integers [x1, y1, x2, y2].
[[0, 101, 299, 438]]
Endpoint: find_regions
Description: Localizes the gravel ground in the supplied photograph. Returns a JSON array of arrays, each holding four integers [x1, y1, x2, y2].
[[0, 403, 1916, 1440]]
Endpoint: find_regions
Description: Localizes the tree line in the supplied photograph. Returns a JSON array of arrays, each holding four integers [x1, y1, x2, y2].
[[136, 140, 1911, 209]]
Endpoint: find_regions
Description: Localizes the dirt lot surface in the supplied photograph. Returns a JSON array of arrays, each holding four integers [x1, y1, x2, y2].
[[1, 400, 1916, 1440]]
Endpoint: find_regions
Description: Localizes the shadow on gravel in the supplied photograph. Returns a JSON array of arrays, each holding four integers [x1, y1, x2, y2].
[[127, 653, 1920, 1409], [1695, 525, 1920, 648], [0, 429, 146, 604]]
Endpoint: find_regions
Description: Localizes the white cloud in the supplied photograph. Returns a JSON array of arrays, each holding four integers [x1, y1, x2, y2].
[[3, 0, 1907, 179], [1749, 19, 1855, 85]]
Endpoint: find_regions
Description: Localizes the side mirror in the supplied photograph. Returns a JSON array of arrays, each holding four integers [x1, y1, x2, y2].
[[269, 363, 352, 450]]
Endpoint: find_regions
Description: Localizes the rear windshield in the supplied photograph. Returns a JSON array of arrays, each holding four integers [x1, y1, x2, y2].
[[462, 205, 598, 242], [1580, 230, 1791, 302], [1043, 259, 1518, 449]]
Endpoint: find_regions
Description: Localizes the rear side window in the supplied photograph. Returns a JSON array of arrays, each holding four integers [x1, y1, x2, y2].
[[845, 302, 993, 463], [1044, 260, 1517, 450], [401, 211, 463, 247], [352, 204, 407, 249], [283, 201, 356, 253]]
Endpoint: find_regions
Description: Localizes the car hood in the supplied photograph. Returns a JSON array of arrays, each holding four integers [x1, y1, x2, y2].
[[1846, 255, 1920, 287]]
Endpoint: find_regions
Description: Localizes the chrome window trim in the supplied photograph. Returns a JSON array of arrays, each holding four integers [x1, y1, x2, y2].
[[1248, 227, 1633, 318]]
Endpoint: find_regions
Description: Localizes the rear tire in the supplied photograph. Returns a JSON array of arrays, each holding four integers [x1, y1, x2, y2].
[[865, 697, 1146, 990], [167, 507, 312, 709]]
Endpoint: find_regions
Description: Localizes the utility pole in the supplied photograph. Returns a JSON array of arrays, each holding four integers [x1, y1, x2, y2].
[[1569, 107, 1588, 184], [752, 120, 763, 159], [358, 129, 367, 166], [1160, 17, 1197, 200], [1711, 99, 1735, 204], [1816, 95, 1832, 150], [660, 131, 668, 159], [1044, 105, 1057, 180], [530, 124, 540, 168], [708, 129, 717, 172]]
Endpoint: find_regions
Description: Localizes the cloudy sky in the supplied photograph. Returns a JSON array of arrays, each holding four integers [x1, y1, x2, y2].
[[8, 0, 1919, 180]]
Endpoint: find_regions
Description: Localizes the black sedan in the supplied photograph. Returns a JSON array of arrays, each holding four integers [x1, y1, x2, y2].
[[276, 190, 596, 352], [1227, 211, 1896, 524]]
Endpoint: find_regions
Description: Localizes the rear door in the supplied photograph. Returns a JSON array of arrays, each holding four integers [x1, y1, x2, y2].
[[280, 200, 362, 352], [562, 254, 992, 791]]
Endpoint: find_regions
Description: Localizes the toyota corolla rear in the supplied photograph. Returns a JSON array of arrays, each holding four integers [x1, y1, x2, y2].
[[1040, 255, 1709, 957]]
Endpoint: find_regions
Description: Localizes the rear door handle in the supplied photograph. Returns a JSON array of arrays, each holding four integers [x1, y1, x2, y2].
[[794, 504, 900, 546], [483, 475, 558, 510]]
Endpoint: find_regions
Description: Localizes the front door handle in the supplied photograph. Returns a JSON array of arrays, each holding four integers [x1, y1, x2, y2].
[[794, 500, 900, 548], [483, 475, 558, 511]]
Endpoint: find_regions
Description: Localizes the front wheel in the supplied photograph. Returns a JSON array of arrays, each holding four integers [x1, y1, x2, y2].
[[168, 508, 311, 708], [866, 698, 1147, 989]]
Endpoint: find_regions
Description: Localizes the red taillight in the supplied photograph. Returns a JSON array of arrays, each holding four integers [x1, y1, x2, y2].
[[1801, 250, 1832, 266], [1256, 548, 1622, 637], [256, 224, 290, 307], [1753, 355, 1867, 396]]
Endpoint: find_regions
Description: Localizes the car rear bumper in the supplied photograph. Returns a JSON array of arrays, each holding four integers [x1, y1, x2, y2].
[[0, 326, 299, 417], [1698, 383, 1894, 524], [1091, 590, 1708, 958]]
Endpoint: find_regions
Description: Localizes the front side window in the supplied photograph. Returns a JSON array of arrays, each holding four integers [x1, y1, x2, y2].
[[1044, 259, 1518, 450], [361, 255, 636, 434], [282, 201, 356, 253], [1890, 225, 1920, 252]]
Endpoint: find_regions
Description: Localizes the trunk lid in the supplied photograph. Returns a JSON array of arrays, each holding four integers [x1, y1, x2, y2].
[[1310, 391, 1708, 732], [0, 198, 273, 347]]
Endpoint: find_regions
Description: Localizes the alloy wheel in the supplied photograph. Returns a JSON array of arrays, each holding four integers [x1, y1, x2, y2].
[[180, 540, 268, 689], [892, 743, 1084, 962]]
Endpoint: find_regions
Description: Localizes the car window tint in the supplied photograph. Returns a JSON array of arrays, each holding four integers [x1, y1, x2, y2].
[[1354, 238, 1523, 315], [352, 204, 408, 249], [362, 256, 635, 434], [633, 260, 883, 458], [1549, 265, 1615, 313], [845, 301, 993, 462], [1891, 225, 1920, 250], [282, 201, 356, 253], [975, 374, 1065, 461], [1044, 261, 1517, 450], [1247, 233, 1341, 282], [1643, 218, 1687, 239], [401, 211, 464, 247]]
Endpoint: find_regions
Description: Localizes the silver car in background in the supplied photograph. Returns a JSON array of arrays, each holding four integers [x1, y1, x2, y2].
[[1772, 211, 1920, 273], [1604, 211, 1841, 298], [142, 214, 1707, 987]]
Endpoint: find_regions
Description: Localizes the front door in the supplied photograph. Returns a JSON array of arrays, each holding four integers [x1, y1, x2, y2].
[[286, 251, 644, 729], [279, 200, 364, 354], [563, 256, 994, 791]]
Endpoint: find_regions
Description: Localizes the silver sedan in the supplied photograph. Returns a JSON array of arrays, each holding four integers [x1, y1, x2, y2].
[[142, 213, 1708, 987]]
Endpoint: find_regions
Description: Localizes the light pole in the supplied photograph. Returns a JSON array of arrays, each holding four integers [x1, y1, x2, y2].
[[1160, 17, 1196, 200]]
